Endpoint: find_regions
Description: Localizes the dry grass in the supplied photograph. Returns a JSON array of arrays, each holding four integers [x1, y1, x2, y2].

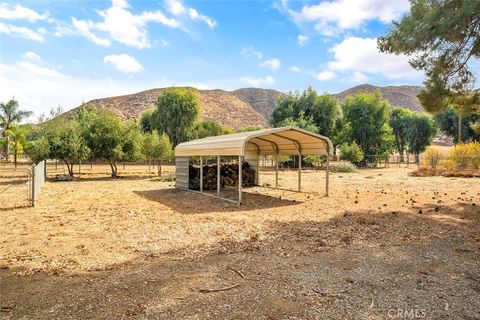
[[1, 167, 479, 319]]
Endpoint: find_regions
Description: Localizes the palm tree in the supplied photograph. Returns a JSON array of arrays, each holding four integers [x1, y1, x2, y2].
[[0, 98, 33, 160], [4, 125, 30, 168]]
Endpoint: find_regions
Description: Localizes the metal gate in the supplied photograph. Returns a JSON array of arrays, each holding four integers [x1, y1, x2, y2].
[[0, 167, 32, 209]]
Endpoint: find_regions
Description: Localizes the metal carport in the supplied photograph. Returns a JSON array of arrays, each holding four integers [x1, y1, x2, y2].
[[174, 126, 333, 204]]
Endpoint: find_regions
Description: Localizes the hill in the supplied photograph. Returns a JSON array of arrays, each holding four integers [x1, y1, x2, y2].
[[64, 84, 424, 130], [334, 84, 423, 112]]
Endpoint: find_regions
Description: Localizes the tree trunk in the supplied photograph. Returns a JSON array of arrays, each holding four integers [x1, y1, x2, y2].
[[109, 160, 118, 178], [14, 145, 17, 168], [157, 160, 162, 177], [5, 136, 10, 161], [458, 115, 462, 143], [415, 154, 420, 164], [399, 151, 405, 163], [64, 161, 74, 177]]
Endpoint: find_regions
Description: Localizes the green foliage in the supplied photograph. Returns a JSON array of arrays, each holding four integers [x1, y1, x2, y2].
[[340, 93, 394, 162], [406, 112, 438, 157], [271, 87, 341, 136], [236, 125, 264, 133], [143, 130, 173, 176], [27, 136, 50, 164], [140, 109, 155, 133], [44, 121, 90, 176], [434, 106, 480, 143], [390, 108, 413, 159], [378, 0, 480, 116], [0, 98, 33, 160], [4, 125, 30, 168], [277, 111, 319, 133], [77, 106, 142, 177], [303, 155, 325, 167], [152, 88, 201, 146], [339, 142, 364, 164], [329, 161, 357, 173], [192, 120, 224, 139]]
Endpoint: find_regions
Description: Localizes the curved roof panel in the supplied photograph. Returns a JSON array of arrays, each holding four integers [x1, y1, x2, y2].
[[175, 126, 333, 156]]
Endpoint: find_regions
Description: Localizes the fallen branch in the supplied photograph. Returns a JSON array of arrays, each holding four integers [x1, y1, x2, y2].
[[227, 266, 245, 279], [198, 283, 240, 293]]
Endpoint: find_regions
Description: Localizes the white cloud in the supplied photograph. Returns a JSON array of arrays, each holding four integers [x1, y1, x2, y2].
[[165, 0, 217, 28], [289, 66, 301, 72], [17, 61, 64, 78], [0, 22, 44, 42], [327, 37, 422, 79], [349, 71, 367, 83], [260, 58, 281, 70], [240, 76, 275, 86], [240, 46, 263, 60], [297, 34, 308, 46], [0, 3, 48, 22], [282, 0, 409, 36], [314, 70, 337, 81], [70, 0, 183, 49], [104, 54, 144, 74], [72, 18, 111, 46], [22, 51, 41, 62]]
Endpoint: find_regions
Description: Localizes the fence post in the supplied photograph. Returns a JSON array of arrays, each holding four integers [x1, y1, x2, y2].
[[31, 164, 35, 206]]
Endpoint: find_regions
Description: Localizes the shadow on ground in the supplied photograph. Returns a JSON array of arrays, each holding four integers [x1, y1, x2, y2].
[[1, 202, 479, 319], [133, 187, 301, 213]]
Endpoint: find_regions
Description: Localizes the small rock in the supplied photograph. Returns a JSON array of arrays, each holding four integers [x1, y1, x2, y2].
[[418, 209, 423, 214], [434, 207, 439, 212]]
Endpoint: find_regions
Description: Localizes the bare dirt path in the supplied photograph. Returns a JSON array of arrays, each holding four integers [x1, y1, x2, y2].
[[1, 168, 479, 319]]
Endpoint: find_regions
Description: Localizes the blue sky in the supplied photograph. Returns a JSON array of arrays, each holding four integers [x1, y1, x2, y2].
[[0, 0, 425, 117]]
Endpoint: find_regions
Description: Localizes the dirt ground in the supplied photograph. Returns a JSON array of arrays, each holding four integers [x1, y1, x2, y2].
[[1, 167, 479, 319]]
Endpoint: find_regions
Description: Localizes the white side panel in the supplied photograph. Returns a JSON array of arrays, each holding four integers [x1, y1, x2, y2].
[[244, 143, 259, 185], [175, 156, 189, 189]]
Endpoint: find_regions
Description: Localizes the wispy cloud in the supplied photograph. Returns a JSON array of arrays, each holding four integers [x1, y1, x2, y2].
[[0, 22, 44, 42], [240, 75, 275, 86], [260, 58, 281, 70], [0, 3, 48, 22], [104, 54, 144, 74]]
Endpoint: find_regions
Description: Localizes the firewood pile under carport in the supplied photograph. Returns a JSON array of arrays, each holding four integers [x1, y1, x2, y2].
[[189, 162, 256, 190]]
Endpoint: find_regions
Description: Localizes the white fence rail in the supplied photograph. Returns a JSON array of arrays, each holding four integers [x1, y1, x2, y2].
[[32, 160, 46, 206]]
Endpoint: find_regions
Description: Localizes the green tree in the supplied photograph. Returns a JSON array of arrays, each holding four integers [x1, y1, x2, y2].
[[192, 120, 224, 139], [4, 125, 30, 168], [143, 130, 173, 176], [434, 106, 479, 143], [0, 98, 33, 160], [50, 124, 90, 177], [378, 0, 480, 124], [271, 87, 341, 136], [78, 107, 142, 177], [341, 93, 394, 163], [278, 111, 319, 133], [390, 108, 414, 162], [152, 88, 201, 146], [140, 109, 154, 133], [26, 136, 50, 164], [339, 142, 364, 164], [406, 113, 438, 163]]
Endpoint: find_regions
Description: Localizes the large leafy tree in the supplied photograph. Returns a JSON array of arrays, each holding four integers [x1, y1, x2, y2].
[[271, 87, 341, 137], [0, 98, 33, 160], [435, 106, 480, 143], [192, 120, 224, 139], [78, 107, 143, 177], [152, 88, 201, 146], [378, 0, 480, 126], [341, 93, 394, 163], [390, 108, 414, 162], [406, 113, 438, 162]]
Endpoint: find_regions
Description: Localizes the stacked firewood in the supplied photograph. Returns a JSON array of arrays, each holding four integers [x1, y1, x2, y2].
[[189, 162, 256, 190]]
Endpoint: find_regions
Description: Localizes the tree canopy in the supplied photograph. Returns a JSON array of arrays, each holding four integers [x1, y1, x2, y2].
[[340, 93, 394, 162], [378, 0, 480, 118], [271, 87, 341, 137], [435, 106, 480, 143], [152, 88, 201, 146]]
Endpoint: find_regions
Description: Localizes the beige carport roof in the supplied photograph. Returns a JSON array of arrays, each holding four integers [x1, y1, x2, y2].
[[175, 126, 333, 157]]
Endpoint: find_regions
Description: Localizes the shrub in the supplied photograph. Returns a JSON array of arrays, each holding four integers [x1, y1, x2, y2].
[[329, 161, 357, 173], [448, 142, 480, 169], [421, 146, 443, 169], [304, 155, 325, 167], [339, 142, 364, 164]]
